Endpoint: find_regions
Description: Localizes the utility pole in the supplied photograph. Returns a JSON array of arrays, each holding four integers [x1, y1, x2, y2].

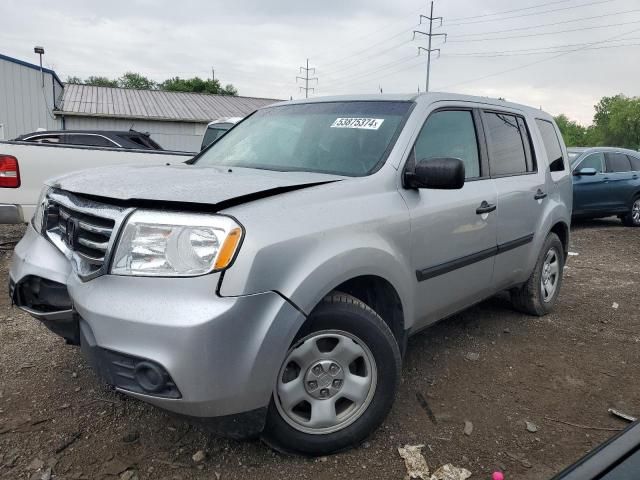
[[412, 1, 446, 92], [296, 58, 318, 98], [211, 67, 215, 83]]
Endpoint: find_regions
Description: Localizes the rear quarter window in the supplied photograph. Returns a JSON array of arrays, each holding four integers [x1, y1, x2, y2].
[[535, 119, 565, 172], [627, 155, 640, 171]]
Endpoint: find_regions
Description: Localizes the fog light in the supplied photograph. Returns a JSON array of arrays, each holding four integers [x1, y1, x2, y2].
[[134, 361, 167, 393]]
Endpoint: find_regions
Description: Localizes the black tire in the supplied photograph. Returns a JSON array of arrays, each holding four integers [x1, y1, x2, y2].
[[262, 292, 401, 456], [622, 196, 640, 227], [511, 233, 564, 316]]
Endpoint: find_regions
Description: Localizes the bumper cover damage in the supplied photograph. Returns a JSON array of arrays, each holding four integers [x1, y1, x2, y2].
[[9, 224, 306, 437]]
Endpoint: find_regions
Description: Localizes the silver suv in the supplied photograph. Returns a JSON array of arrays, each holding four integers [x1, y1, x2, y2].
[[10, 93, 572, 455]]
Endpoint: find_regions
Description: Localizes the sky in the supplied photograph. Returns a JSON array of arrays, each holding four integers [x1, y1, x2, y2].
[[2, 0, 639, 124]]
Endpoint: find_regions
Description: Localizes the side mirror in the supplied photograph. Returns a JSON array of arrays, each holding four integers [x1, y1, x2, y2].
[[574, 167, 597, 176], [404, 157, 465, 190]]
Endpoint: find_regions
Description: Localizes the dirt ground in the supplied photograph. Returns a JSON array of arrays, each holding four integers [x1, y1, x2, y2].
[[1, 219, 638, 480]]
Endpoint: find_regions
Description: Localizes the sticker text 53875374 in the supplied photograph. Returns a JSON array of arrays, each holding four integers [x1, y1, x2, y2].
[[330, 118, 385, 130]]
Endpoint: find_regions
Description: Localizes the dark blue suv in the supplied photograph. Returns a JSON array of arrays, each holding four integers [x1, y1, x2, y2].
[[570, 147, 640, 227]]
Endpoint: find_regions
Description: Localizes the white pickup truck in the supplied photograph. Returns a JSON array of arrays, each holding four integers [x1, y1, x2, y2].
[[0, 141, 193, 223]]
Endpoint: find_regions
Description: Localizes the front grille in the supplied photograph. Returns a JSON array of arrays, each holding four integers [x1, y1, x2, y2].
[[54, 205, 115, 267], [44, 189, 131, 281]]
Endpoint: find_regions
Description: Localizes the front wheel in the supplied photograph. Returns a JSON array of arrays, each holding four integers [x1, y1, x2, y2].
[[262, 293, 401, 455], [622, 197, 640, 227], [511, 233, 564, 316]]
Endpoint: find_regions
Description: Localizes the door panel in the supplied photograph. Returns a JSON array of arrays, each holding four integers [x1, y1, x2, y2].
[[492, 175, 543, 289], [605, 153, 633, 211], [403, 182, 498, 328], [572, 152, 611, 215]]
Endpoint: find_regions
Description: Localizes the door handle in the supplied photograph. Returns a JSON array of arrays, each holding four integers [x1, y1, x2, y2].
[[534, 189, 547, 200], [633, 175, 638, 180], [476, 201, 496, 215], [603, 177, 610, 182]]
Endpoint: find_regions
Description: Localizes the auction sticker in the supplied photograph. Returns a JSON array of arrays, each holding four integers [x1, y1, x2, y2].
[[330, 117, 384, 130]]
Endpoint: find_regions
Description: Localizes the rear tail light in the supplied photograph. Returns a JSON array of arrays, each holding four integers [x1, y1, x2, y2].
[[0, 155, 20, 188]]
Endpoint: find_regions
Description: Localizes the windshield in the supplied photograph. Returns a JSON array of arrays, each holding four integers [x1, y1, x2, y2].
[[194, 101, 412, 176]]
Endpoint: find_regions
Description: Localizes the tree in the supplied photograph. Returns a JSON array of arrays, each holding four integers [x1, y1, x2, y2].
[[586, 94, 640, 149], [118, 72, 157, 90], [554, 114, 589, 147], [63, 72, 239, 96], [554, 94, 640, 150], [159, 76, 238, 96], [85, 76, 119, 88], [222, 83, 238, 96]]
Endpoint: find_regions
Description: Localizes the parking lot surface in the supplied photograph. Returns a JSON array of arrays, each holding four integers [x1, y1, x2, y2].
[[1, 220, 638, 480]]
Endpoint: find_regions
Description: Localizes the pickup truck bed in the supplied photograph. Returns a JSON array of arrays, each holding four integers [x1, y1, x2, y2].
[[0, 141, 193, 223]]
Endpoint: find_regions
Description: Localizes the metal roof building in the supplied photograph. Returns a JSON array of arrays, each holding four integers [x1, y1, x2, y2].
[[0, 52, 279, 151], [56, 84, 278, 151], [0, 53, 64, 141]]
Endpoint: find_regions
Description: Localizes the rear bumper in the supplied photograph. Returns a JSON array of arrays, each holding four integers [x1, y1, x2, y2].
[[0, 204, 24, 224], [10, 224, 306, 427]]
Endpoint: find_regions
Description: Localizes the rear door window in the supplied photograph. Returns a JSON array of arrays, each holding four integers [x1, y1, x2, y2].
[[605, 152, 632, 172], [535, 119, 565, 172], [483, 112, 529, 176], [577, 152, 604, 172], [414, 110, 480, 179]]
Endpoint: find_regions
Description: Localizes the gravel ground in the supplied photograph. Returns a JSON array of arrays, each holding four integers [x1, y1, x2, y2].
[[1, 219, 638, 480]]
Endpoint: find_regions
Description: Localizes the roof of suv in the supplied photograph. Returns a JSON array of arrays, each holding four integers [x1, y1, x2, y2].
[[269, 92, 552, 119], [16, 129, 151, 137], [14, 129, 164, 150], [568, 146, 640, 156]]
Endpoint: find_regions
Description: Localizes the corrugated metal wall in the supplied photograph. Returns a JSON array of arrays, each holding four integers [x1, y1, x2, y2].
[[0, 58, 62, 140], [63, 116, 206, 152]]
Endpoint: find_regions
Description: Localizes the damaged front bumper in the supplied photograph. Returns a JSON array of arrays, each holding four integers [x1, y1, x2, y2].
[[9, 224, 306, 437]]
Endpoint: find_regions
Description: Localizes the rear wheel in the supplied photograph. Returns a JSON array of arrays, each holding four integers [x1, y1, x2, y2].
[[262, 292, 401, 455], [622, 197, 640, 227], [511, 233, 564, 316]]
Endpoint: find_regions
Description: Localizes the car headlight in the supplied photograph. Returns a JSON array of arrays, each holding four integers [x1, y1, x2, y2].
[[111, 210, 243, 277], [31, 186, 50, 234]]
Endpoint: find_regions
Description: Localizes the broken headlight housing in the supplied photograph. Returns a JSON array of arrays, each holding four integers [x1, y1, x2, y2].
[[111, 210, 243, 277], [31, 186, 50, 234]]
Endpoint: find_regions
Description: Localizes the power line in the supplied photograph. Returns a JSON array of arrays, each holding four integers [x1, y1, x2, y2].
[[443, 41, 640, 58], [445, 0, 573, 22], [438, 26, 640, 90], [443, 37, 640, 56], [444, 0, 617, 27], [320, 39, 414, 78], [318, 27, 416, 70], [296, 58, 318, 98], [412, 1, 447, 92], [321, 57, 425, 94], [310, 5, 426, 60], [448, 18, 640, 43], [450, 7, 640, 38], [322, 54, 421, 88]]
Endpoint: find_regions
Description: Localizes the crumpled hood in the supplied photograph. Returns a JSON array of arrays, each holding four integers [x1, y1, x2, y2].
[[47, 164, 342, 207]]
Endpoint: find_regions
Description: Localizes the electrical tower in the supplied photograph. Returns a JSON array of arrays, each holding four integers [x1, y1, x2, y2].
[[296, 59, 318, 98], [412, 1, 447, 92]]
